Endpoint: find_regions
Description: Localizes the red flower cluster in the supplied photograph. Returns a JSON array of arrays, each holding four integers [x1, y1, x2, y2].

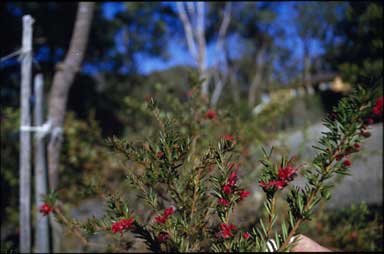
[[366, 118, 374, 125], [158, 232, 170, 242], [372, 96, 383, 116], [223, 135, 234, 142], [219, 223, 236, 239], [220, 171, 237, 196], [218, 198, 230, 206], [238, 190, 251, 201], [111, 217, 135, 234], [259, 166, 297, 190], [223, 184, 232, 195], [155, 207, 175, 224], [227, 171, 238, 187], [278, 166, 297, 182], [243, 232, 250, 240], [156, 151, 164, 159], [343, 159, 351, 167], [205, 109, 217, 120], [39, 203, 53, 216]]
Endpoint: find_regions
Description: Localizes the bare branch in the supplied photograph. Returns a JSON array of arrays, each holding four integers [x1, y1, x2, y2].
[[176, 2, 198, 60]]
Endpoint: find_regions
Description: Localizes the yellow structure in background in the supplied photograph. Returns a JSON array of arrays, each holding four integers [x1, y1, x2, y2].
[[330, 75, 351, 93]]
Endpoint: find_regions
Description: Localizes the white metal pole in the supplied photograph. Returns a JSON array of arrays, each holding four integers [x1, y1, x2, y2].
[[33, 73, 50, 253], [19, 14, 34, 253]]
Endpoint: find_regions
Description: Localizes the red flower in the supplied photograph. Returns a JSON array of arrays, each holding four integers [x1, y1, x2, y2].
[[227, 171, 238, 187], [343, 159, 351, 167], [111, 217, 135, 234], [259, 181, 269, 189], [270, 180, 286, 189], [218, 198, 230, 206], [259, 180, 286, 190], [219, 223, 236, 238], [278, 166, 297, 182], [155, 216, 167, 224], [156, 151, 164, 159], [158, 232, 170, 242], [366, 118, 374, 125], [223, 135, 234, 142], [39, 203, 53, 216], [163, 207, 175, 217], [335, 154, 343, 161], [205, 109, 217, 120], [243, 232, 250, 240], [239, 190, 251, 201], [373, 96, 383, 116], [223, 184, 232, 195], [354, 143, 360, 150], [155, 207, 175, 224]]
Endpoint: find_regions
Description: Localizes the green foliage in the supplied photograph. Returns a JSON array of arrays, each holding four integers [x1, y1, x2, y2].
[[50, 81, 380, 252], [302, 203, 383, 252], [0, 107, 20, 225], [326, 2, 383, 86]]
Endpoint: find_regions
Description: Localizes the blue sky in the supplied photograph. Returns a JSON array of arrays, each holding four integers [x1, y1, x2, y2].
[[101, 2, 326, 75], [1, 2, 328, 77]]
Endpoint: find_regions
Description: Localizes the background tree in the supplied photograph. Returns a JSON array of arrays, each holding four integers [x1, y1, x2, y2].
[[324, 2, 383, 86]]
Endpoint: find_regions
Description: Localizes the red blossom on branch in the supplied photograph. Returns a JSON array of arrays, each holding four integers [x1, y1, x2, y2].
[[39, 203, 53, 216], [163, 207, 175, 217], [238, 190, 251, 201], [223, 135, 234, 142], [335, 153, 344, 161], [243, 232, 250, 240], [227, 171, 238, 187], [155, 207, 175, 224], [111, 217, 135, 234], [372, 96, 383, 116], [158, 232, 170, 242], [366, 118, 374, 125], [156, 151, 164, 159], [223, 184, 232, 195], [155, 216, 167, 224], [205, 109, 217, 120], [259, 165, 298, 191], [343, 159, 352, 167], [278, 166, 297, 182], [219, 223, 236, 239], [218, 198, 230, 206]]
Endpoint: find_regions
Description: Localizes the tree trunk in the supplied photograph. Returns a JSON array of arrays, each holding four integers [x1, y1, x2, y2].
[[248, 46, 266, 108], [47, 2, 95, 252], [33, 74, 49, 253], [196, 2, 209, 98], [303, 42, 311, 90], [224, 43, 239, 104], [210, 3, 232, 107], [19, 14, 34, 254], [177, 2, 210, 100]]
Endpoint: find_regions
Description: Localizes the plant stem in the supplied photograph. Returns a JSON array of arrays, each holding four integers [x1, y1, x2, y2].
[[278, 117, 362, 251], [265, 196, 276, 239], [54, 207, 88, 246]]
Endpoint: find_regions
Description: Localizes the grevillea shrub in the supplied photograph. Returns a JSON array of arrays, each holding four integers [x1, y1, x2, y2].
[[43, 84, 382, 252]]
